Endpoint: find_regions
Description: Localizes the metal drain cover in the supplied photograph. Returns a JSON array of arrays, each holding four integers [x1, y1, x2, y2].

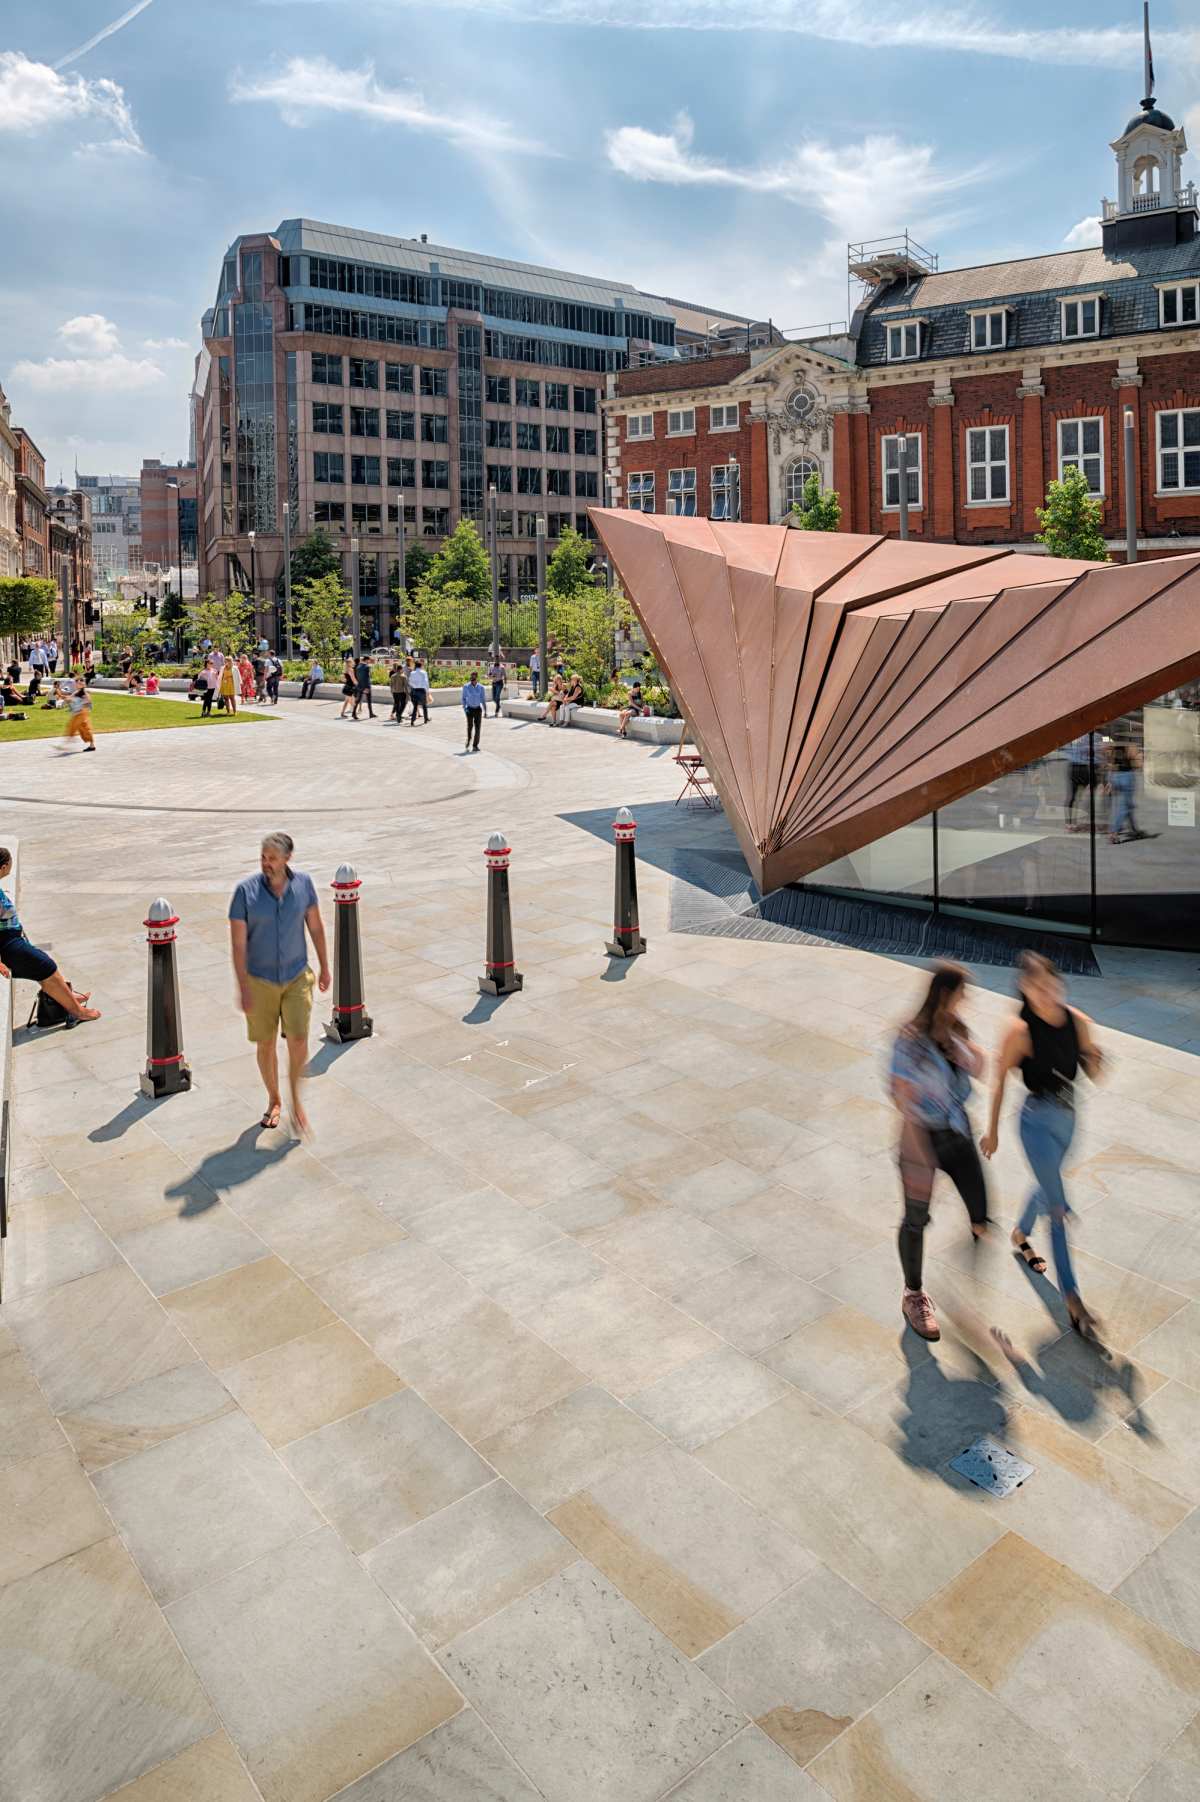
[[949, 1436, 1034, 1497]]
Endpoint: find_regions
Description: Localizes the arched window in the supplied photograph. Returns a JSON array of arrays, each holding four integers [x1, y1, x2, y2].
[[1134, 153, 1161, 197], [785, 457, 821, 510]]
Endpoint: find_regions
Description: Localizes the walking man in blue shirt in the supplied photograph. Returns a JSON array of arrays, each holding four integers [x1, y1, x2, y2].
[[228, 832, 331, 1135], [462, 670, 486, 752]]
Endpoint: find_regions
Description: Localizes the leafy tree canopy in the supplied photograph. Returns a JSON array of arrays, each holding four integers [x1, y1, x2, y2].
[[188, 591, 255, 656], [1036, 465, 1111, 562], [289, 528, 343, 587], [791, 471, 842, 532], [0, 577, 56, 641], [293, 572, 352, 670], [421, 520, 491, 607], [546, 526, 597, 600]]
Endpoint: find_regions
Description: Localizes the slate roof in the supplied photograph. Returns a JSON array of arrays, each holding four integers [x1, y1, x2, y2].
[[857, 239, 1200, 366]]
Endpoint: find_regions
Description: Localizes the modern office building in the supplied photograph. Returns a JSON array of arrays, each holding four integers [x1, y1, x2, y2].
[[78, 473, 142, 589], [193, 220, 681, 641]]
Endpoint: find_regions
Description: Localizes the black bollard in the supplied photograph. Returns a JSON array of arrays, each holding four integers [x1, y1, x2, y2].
[[606, 807, 647, 958], [327, 863, 374, 1041], [479, 833, 524, 995], [140, 897, 192, 1098]]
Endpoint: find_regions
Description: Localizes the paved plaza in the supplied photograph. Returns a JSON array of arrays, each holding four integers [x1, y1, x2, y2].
[[1, 692, 1199, 1802]]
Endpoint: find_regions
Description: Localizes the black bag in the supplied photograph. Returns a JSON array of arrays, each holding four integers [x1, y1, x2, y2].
[[26, 989, 75, 1031]]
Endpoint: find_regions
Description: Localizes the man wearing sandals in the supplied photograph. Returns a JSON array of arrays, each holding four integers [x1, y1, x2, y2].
[[228, 833, 331, 1137]]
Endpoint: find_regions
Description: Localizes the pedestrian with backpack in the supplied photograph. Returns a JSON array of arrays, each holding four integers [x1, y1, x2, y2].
[[0, 848, 99, 1025]]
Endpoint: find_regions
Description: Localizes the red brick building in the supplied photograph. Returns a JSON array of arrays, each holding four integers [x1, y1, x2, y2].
[[832, 84, 1200, 556], [606, 354, 768, 523], [14, 429, 48, 579]]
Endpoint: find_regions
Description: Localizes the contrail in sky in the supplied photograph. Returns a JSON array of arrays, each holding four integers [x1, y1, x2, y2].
[[54, 0, 157, 70]]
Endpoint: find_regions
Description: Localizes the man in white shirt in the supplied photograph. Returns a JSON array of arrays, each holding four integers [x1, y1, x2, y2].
[[529, 649, 540, 695], [46, 639, 58, 674], [408, 658, 430, 725]]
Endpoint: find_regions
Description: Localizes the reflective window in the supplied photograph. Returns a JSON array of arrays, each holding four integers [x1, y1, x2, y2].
[[235, 295, 276, 531], [626, 472, 653, 511], [785, 457, 820, 510], [803, 818, 935, 905], [1157, 409, 1200, 492], [387, 457, 415, 487], [937, 752, 1091, 934], [421, 459, 450, 489], [349, 357, 379, 389], [349, 407, 379, 437], [312, 402, 343, 435], [573, 386, 598, 413], [312, 353, 343, 385], [667, 468, 697, 515], [387, 410, 414, 440], [545, 382, 569, 410], [350, 455, 380, 485], [516, 378, 540, 407], [487, 375, 511, 404], [487, 465, 513, 491], [351, 502, 381, 531], [421, 367, 449, 398], [546, 467, 571, 496], [314, 500, 344, 525], [516, 423, 541, 452], [517, 466, 542, 494], [422, 505, 450, 536], [487, 420, 512, 449], [575, 469, 599, 498], [313, 452, 343, 483], [385, 362, 414, 393], [546, 425, 570, 454], [575, 428, 598, 457], [422, 415, 449, 443], [1058, 417, 1104, 494], [967, 426, 1010, 503], [882, 434, 922, 508], [1095, 694, 1200, 946]]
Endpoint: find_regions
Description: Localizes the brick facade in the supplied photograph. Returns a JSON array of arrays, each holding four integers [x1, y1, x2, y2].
[[609, 359, 768, 523]]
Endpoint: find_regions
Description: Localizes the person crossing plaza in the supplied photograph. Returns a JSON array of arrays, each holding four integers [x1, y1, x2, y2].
[[462, 669, 485, 752], [228, 832, 330, 1138], [60, 674, 96, 753], [408, 657, 430, 724]]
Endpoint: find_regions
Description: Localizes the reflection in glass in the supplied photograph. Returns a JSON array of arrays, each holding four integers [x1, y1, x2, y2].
[[936, 746, 1091, 933], [803, 817, 935, 904], [1095, 691, 1200, 947]]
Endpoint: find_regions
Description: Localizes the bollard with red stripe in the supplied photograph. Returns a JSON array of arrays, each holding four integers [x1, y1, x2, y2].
[[327, 863, 374, 1041], [479, 833, 524, 996], [606, 807, 647, 958], [140, 897, 192, 1097]]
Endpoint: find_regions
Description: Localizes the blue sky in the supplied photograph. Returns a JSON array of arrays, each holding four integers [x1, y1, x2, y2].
[[2, 0, 1197, 483]]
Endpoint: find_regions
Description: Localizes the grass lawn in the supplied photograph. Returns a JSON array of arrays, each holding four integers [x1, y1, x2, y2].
[[0, 692, 271, 743]]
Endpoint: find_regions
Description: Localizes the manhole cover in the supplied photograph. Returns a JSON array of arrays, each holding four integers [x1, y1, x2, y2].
[[949, 1436, 1034, 1497]]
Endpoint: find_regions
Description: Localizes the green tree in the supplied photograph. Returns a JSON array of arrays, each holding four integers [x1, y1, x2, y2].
[[1036, 465, 1111, 561], [546, 586, 621, 698], [791, 471, 842, 532], [422, 519, 491, 606], [0, 576, 56, 645], [188, 591, 255, 656], [399, 542, 434, 597], [101, 607, 155, 663], [293, 571, 351, 670], [289, 528, 342, 587], [409, 576, 471, 660], [546, 526, 597, 600]]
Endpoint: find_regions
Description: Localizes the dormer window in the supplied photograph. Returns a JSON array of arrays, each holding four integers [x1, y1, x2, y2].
[[969, 309, 1008, 350], [886, 322, 921, 362], [1159, 282, 1200, 326], [1060, 296, 1101, 339]]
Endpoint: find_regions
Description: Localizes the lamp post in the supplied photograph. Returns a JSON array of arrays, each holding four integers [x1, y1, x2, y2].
[[728, 455, 742, 522], [603, 477, 614, 591], [282, 500, 294, 659], [166, 479, 184, 658], [396, 493, 406, 650], [535, 514, 548, 699], [897, 436, 910, 541], [487, 484, 500, 662], [350, 534, 361, 653], [247, 529, 258, 636], [1123, 407, 1139, 564]]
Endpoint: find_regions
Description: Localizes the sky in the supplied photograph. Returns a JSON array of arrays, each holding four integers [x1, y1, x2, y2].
[[2, 0, 1199, 485]]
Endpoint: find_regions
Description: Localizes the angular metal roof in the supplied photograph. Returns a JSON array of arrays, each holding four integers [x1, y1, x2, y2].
[[270, 219, 676, 318]]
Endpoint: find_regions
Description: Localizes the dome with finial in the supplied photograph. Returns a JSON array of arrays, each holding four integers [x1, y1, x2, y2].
[[1125, 100, 1175, 136]]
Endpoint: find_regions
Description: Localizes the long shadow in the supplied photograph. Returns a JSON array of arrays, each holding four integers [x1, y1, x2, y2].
[[305, 1038, 356, 1079], [601, 958, 634, 982], [886, 1329, 1010, 1492], [560, 801, 744, 886], [165, 1124, 299, 1214], [462, 992, 513, 1026], [88, 1095, 164, 1144]]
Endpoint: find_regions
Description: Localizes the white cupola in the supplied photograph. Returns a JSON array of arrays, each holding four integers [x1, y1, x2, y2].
[[1102, 6, 1197, 251]]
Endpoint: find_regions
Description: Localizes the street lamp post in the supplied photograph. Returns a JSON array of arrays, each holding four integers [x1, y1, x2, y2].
[[247, 529, 258, 636], [396, 494, 406, 651], [897, 436, 911, 541], [487, 484, 500, 662], [166, 479, 184, 658], [350, 534, 361, 652], [603, 478, 614, 591], [282, 500, 294, 659], [1123, 408, 1139, 564], [535, 514, 548, 699]]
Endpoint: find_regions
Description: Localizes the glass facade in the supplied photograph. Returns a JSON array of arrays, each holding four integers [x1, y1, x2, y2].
[[802, 686, 1200, 951], [234, 252, 277, 533], [456, 322, 483, 521]]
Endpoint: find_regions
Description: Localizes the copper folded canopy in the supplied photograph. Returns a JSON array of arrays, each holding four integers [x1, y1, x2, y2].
[[591, 509, 1200, 893]]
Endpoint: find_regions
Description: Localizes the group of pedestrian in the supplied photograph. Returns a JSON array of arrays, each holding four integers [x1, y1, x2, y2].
[[888, 953, 1103, 1348], [329, 651, 433, 724]]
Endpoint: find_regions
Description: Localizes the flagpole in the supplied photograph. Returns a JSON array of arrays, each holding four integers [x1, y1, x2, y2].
[[1144, 2, 1154, 104]]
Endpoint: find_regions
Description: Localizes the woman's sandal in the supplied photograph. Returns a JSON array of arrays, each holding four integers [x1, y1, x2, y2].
[[1012, 1236, 1048, 1274], [259, 1102, 282, 1130]]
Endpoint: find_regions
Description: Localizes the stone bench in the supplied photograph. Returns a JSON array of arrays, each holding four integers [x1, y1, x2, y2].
[[500, 699, 687, 745]]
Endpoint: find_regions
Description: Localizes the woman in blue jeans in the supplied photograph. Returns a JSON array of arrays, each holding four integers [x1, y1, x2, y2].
[[981, 951, 1104, 1340]]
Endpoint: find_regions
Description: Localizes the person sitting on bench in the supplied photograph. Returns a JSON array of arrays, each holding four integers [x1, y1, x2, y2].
[[0, 847, 99, 1022]]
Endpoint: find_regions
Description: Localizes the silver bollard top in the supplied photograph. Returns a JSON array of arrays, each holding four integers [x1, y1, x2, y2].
[[147, 897, 174, 922], [615, 807, 633, 824], [487, 832, 507, 852], [335, 862, 358, 884]]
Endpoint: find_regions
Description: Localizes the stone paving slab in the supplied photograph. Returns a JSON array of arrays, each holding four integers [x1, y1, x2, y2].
[[0, 696, 1197, 1800]]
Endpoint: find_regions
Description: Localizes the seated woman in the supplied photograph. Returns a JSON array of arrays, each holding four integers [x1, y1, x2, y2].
[[559, 672, 585, 725], [0, 847, 99, 1022], [144, 672, 160, 696], [544, 674, 566, 725], [0, 677, 23, 710], [24, 669, 43, 701], [618, 682, 646, 738]]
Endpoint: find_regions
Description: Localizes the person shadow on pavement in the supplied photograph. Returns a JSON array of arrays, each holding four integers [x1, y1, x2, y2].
[[165, 1125, 298, 1215]]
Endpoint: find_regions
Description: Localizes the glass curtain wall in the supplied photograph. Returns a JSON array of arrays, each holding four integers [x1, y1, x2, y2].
[[801, 680, 1200, 951], [234, 251, 277, 534]]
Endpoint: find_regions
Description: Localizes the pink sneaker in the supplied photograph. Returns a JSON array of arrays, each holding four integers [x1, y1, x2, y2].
[[902, 1288, 940, 1341]]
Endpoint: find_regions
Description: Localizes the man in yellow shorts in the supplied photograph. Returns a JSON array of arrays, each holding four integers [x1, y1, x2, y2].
[[228, 832, 331, 1135]]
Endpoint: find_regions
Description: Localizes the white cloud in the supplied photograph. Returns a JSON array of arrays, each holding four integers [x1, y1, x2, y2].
[[12, 316, 165, 395], [1062, 214, 1102, 249], [143, 335, 189, 350], [0, 51, 142, 152], [370, 0, 1185, 70], [229, 55, 542, 154], [59, 315, 122, 355]]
